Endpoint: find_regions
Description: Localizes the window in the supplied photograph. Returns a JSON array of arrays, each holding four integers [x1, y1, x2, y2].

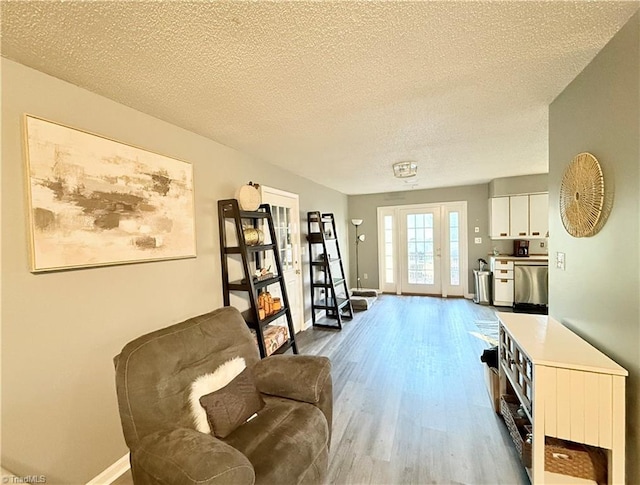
[[449, 211, 460, 286], [384, 215, 394, 283], [272, 206, 292, 271], [406, 213, 434, 285]]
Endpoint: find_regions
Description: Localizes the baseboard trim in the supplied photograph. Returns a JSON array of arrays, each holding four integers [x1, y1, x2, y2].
[[303, 315, 315, 330], [86, 453, 129, 485]]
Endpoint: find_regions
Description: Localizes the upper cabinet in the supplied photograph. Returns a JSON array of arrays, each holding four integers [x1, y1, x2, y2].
[[509, 195, 529, 237], [489, 197, 510, 238], [528, 193, 549, 238], [489, 193, 549, 239]]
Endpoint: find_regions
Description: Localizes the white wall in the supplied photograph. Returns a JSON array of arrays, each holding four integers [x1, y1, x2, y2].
[[0, 58, 347, 483]]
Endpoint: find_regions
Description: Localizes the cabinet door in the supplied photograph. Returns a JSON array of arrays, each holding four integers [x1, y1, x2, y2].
[[493, 278, 514, 306], [509, 195, 529, 237], [529, 193, 549, 238], [489, 197, 510, 238]]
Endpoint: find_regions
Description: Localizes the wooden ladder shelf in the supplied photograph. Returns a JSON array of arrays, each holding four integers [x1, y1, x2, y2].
[[218, 199, 298, 357], [307, 211, 353, 329]]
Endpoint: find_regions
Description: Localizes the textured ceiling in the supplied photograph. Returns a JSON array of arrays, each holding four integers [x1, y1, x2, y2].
[[2, 1, 638, 195]]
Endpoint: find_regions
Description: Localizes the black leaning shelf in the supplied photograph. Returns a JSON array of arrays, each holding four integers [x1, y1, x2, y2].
[[307, 211, 353, 329], [218, 198, 298, 357]]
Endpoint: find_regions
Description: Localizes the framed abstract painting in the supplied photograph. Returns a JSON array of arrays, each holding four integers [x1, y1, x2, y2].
[[23, 115, 197, 272]]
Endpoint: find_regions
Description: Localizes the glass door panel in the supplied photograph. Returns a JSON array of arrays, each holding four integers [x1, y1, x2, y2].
[[449, 211, 460, 286], [400, 208, 441, 295]]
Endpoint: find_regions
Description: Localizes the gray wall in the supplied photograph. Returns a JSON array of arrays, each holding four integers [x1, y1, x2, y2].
[[347, 183, 491, 294], [549, 11, 639, 482], [0, 59, 347, 483], [489, 173, 548, 197]]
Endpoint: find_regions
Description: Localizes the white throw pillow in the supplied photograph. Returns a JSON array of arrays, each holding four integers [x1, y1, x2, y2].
[[190, 356, 246, 434]]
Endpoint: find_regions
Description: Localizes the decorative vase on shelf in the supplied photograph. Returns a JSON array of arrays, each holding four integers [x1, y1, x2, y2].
[[235, 182, 262, 211], [243, 227, 264, 246]]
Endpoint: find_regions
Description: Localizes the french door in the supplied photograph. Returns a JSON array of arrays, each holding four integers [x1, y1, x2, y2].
[[399, 207, 442, 294], [378, 202, 467, 297], [260, 186, 304, 333]]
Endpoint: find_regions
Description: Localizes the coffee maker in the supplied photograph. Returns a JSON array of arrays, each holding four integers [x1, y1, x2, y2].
[[514, 239, 529, 257]]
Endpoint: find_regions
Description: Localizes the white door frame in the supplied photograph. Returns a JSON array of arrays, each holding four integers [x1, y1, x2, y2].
[[260, 186, 305, 333], [377, 201, 468, 297]]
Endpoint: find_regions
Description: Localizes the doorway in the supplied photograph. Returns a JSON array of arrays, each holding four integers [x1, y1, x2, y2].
[[260, 186, 305, 333], [377, 202, 467, 297]]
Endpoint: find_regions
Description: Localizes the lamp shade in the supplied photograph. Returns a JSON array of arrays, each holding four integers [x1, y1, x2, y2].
[[351, 219, 363, 226]]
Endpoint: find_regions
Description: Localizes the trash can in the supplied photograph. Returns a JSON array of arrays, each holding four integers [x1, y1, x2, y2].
[[473, 270, 492, 305]]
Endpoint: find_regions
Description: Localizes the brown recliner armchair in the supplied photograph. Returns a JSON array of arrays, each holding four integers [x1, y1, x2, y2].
[[114, 306, 332, 484]]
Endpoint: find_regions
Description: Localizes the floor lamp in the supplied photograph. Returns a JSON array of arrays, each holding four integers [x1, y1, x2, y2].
[[351, 219, 365, 289]]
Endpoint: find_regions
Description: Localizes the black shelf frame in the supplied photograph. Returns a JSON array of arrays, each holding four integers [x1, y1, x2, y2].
[[218, 198, 298, 357], [306, 211, 353, 329]]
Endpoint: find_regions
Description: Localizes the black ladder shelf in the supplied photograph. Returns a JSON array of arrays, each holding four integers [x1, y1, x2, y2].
[[307, 211, 354, 329], [218, 199, 298, 358]]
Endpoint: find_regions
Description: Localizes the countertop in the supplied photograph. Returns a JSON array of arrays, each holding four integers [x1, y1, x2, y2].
[[496, 312, 627, 375], [490, 254, 549, 262]]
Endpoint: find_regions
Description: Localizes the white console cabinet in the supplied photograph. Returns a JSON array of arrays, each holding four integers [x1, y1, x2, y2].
[[497, 312, 627, 484]]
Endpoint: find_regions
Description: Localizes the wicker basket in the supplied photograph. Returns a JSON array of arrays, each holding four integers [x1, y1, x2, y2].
[[545, 437, 607, 484], [500, 395, 532, 468]]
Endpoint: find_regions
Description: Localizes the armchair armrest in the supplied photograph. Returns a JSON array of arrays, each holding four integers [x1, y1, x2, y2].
[[252, 355, 331, 404], [132, 428, 254, 485]]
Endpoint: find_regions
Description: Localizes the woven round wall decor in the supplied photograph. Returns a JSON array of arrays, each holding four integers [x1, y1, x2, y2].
[[559, 152, 605, 237]]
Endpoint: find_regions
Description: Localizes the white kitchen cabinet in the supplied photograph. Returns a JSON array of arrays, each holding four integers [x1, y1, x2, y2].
[[494, 278, 514, 306], [489, 193, 549, 239], [497, 312, 627, 484], [529, 193, 549, 238], [489, 197, 510, 238], [509, 195, 529, 237]]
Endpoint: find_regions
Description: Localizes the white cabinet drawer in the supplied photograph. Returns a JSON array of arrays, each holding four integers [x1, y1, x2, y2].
[[494, 278, 514, 306], [495, 268, 513, 279], [493, 259, 514, 271]]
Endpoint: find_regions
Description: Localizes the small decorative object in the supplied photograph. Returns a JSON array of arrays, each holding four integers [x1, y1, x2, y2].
[[243, 227, 264, 246], [560, 152, 606, 238], [258, 291, 274, 319], [272, 297, 282, 312], [253, 266, 273, 281], [235, 181, 262, 211], [23, 115, 196, 272]]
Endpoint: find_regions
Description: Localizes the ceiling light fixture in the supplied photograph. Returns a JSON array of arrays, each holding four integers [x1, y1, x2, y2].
[[393, 161, 418, 178]]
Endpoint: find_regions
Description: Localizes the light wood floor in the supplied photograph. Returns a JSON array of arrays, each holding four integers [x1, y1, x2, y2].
[[114, 295, 528, 484]]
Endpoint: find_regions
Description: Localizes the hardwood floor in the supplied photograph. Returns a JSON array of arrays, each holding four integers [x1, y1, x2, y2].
[[114, 296, 528, 484], [299, 295, 527, 484]]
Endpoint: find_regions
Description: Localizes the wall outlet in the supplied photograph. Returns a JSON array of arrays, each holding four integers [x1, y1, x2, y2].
[[474, 237, 482, 244], [363, 273, 368, 279], [556, 252, 565, 270]]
